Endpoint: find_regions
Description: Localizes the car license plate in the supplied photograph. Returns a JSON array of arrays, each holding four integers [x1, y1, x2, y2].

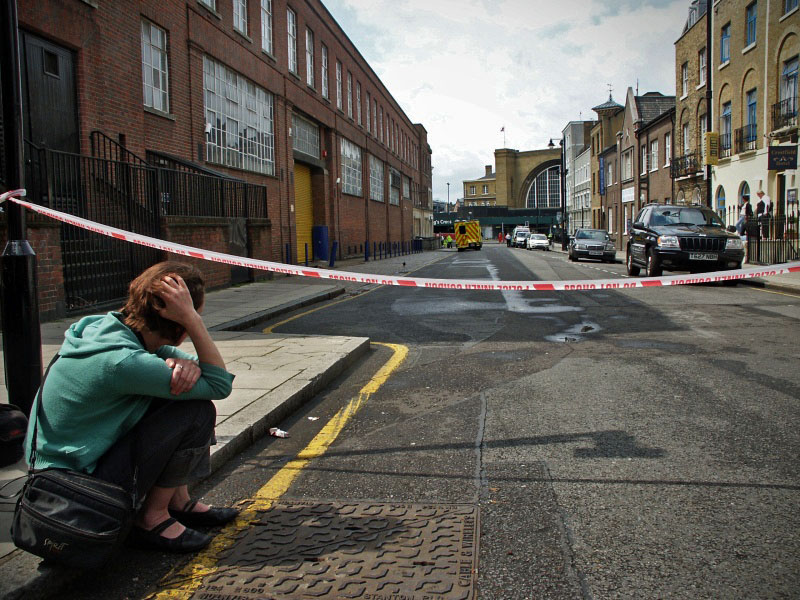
[[589, 251, 603, 256], [689, 252, 717, 260]]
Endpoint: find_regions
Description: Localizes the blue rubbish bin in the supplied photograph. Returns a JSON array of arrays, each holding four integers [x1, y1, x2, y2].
[[312, 226, 329, 261]]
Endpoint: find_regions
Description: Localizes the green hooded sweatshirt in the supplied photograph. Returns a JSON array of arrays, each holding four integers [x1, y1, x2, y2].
[[24, 312, 235, 474]]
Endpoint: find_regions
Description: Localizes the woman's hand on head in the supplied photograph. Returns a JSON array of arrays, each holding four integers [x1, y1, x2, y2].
[[153, 275, 199, 327], [165, 358, 201, 395]]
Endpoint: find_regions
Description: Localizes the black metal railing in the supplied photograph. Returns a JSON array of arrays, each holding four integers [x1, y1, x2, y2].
[[24, 140, 268, 312], [670, 151, 700, 178], [90, 130, 149, 167], [742, 215, 800, 265], [719, 132, 732, 158], [772, 97, 798, 131], [734, 124, 757, 154]]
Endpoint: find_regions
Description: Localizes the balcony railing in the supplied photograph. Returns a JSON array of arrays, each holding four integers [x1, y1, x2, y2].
[[772, 97, 798, 131], [719, 132, 732, 159], [734, 124, 757, 154], [670, 151, 700, 179]]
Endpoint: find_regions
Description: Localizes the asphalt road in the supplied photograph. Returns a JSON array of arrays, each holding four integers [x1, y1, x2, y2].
[[55, 245, 800, 599]]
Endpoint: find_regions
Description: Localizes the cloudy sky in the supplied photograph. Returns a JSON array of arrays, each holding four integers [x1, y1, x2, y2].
[[323, 0, 689, 204]]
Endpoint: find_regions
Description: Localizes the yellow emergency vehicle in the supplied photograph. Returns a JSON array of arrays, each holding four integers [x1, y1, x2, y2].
[[454, 220, 482, 251]]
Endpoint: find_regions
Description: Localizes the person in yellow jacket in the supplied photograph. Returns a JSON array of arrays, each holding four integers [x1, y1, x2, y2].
[[445, 235, 453, 249]]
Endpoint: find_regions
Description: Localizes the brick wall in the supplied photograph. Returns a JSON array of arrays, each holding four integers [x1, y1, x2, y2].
[[18, 0, 430, 288], [0, 213, 65, 321], [161, 216, 232, 290]]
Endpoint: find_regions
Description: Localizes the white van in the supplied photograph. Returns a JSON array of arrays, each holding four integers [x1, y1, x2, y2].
[[512, 226, 530, 247]]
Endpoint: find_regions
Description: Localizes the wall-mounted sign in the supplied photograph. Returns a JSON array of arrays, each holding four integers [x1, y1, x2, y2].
[[788, 188, 798, 204], [621, 187, 635, 203], [768, 145, 798, 170], [704, 132, 719, 165]]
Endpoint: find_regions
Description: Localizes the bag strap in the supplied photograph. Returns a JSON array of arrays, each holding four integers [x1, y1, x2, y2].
[[27, 354, 60, 475]]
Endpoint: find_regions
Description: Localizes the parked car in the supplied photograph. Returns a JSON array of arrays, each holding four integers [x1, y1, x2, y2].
[[514, 231, 530, 248], [527, 233, 550, 251], [568, 229, 616, 262], [626, 203, 745, 277]]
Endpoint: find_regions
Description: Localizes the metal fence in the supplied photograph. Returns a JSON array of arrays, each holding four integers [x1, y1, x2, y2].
[[24, 140, 268, 312], [742, 215, 800, 266]]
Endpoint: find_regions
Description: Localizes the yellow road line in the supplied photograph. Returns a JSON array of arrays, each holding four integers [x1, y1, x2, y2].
[[262, 254, 450, 334], [152, 342, 408, 599], [751, 286, 800, 299]]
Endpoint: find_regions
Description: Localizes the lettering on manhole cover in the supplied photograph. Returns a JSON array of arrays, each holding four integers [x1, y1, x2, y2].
[[192, 499, 479, 600]]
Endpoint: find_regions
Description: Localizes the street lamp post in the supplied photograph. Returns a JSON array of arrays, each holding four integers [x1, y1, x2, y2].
[[447, 182, 450, 209]]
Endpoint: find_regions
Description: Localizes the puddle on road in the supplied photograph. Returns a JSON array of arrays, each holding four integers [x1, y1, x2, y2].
[[545, 321, 602, 343]]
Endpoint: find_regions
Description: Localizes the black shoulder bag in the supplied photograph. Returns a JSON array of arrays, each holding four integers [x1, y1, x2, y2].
[[11, 355, 137, 568]]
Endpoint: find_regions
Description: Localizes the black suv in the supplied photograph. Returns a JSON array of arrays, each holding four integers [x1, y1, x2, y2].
[[626, 204, 745, 277]]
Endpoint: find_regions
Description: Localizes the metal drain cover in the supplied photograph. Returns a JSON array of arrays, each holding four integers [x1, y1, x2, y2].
[[193, 500, 479, 600]]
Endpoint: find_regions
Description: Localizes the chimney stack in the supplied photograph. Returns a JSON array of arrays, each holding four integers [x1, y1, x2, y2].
[[485, 165, 492, 177]]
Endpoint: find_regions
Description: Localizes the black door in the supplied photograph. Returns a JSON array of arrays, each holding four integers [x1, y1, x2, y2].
[[21, 32, 78, 153]]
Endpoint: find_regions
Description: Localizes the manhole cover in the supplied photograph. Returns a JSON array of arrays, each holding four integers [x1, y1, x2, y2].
[[192, 500, 479, 599]]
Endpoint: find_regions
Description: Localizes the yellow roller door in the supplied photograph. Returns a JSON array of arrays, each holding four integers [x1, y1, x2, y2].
[[294, 164, 313, 263]]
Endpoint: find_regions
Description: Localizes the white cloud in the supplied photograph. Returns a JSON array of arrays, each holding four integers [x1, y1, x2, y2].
[[324, 0, 687, 202]]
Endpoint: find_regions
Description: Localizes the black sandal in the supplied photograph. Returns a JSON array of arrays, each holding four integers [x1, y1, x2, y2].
[[128, 517, 211, 553], [169, 500, 239, 527]]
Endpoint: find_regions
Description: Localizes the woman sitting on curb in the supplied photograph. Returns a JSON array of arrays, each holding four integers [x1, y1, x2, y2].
[[24, 261, 237, 553]]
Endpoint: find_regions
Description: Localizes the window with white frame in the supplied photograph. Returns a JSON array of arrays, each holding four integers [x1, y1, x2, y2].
[[203, 56, 274, 175], [622, 149, 632, 180], [482, 184, 488, 194], [607, 161, 613, 185], [305, 29, 314, 87], [665, 132, 671, 165], [781, 56, 798, 111], [698, 47, 706, 86], [336, 61, 342, 110], [198, 0, 216, 10], [233, 0, 247, 35], [291, 113, 320, 159], [340, 137, 362, 196], [369, 155, 384, 202], [469, 185, 476, 195], [346, 72, 353, 118], [650, 140, 658, 171], [261, 0, 272, 54], [681, 62, 688, 97], [787, 0, 799, 14], [321, 45, 328, 98], [402, 176, 410, 201], [378, 106, 383, 142], [356, 82, 362, 125], [141, 20, 169, 113], [389, 168, 401, 205], [287, 8, 297, 73], [682, 122, 690, 154], [366, 92, 371, 132], [374, 100, 378, 137], [608, 207, 614, 234]]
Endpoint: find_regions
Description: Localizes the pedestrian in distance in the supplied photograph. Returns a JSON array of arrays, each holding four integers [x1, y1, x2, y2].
[[24, 261, 238, 554], [505, 233, 511, 247]]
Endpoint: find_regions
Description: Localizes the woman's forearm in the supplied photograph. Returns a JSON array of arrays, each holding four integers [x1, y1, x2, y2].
[[183, 314, 225, 369]]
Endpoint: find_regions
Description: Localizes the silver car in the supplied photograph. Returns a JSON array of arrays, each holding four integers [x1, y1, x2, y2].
[[568, 229, 616, 262], [527, 233, 550, 251]]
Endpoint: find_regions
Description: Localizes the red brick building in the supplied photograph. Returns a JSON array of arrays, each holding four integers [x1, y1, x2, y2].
[[13, 0, 432, 317]]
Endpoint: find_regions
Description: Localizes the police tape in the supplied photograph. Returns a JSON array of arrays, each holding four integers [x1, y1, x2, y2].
[[2, 188, 799, 291]]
